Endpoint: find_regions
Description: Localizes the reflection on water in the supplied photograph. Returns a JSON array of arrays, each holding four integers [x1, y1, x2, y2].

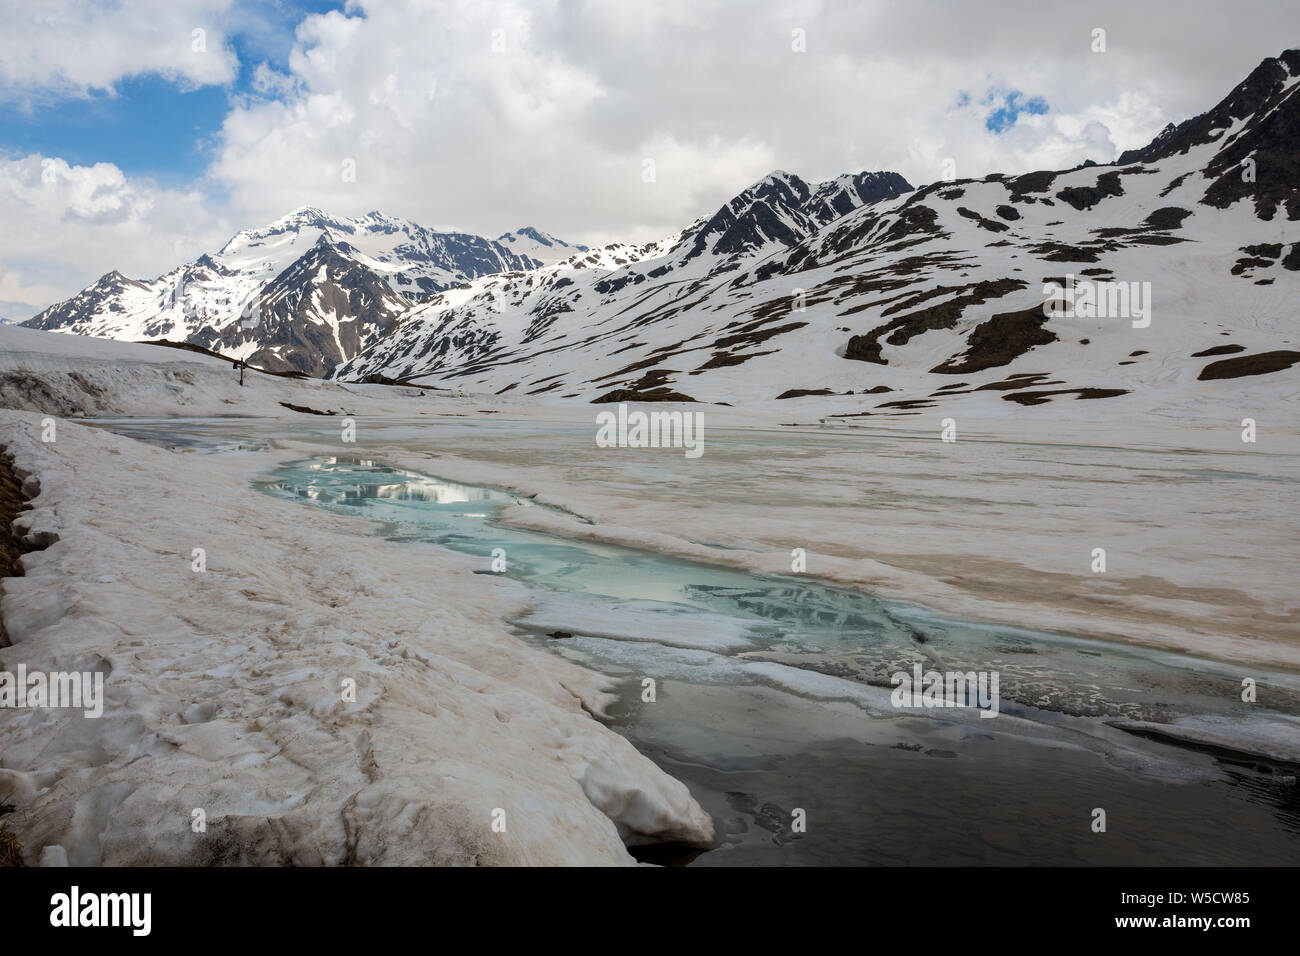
[[279, 458, 520, 507], [256, 455, 1300, 865]]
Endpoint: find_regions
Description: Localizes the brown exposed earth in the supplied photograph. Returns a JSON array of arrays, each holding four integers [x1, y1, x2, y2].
[[0, 448, 34, 649], [0, 450, 30, 581]]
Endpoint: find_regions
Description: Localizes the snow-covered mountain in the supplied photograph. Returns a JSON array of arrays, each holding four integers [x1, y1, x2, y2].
[[333, 169, 914, 389], [496, 227, 589, 266], [338, 52, 1300, 412], [24, 52, 1300, 402], [24, 208, 563, 376]]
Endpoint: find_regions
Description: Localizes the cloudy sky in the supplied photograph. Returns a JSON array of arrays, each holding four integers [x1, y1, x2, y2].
[[2, 0, 1297, 318]]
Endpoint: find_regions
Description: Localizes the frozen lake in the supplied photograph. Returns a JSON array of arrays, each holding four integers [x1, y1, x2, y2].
[[98, 416, 1300, 864]]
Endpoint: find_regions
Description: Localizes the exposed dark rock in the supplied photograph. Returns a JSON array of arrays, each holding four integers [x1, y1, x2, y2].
[[930, 303, 1059, 374], [1232, 245, 1280, 275], [875, 398, 937, 410], [1, 449, 43, 648], [844, 278, 1026, 364], [1002, 388, 1129, 406], [591, 387, 698, 404], [1055, 171, 1125, 211], [691, 349, 778, 373], [1030, 241, 1103, 263], [775, 388, 836, 399], [1007, 170, 1057, 200], [1118, 50, 1300, 220], [0, 451, 33, 582], [216, 236, 411, 376], [278, 402, 336, 415], [1142, 207, 1192, 230], [1197, 350, 1300, 380], [356, 372, 422, 387], [975, 373, 1063, 391], [878, 203, 944, 245], [1129, 233, 1189, 246], [0, 828, 21, 867], [956, 207, 1010, 232], [714, 320, 808, 351]]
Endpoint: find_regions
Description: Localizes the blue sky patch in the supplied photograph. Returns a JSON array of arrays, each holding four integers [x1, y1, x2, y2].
[[0, 0, 348, 183], [0, 76, 231, 185], [984, 90, 1049, 133]]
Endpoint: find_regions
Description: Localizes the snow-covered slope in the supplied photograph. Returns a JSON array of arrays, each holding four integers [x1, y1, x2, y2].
[[338, 53, 1300, 414], [23, 208, 572, 377]]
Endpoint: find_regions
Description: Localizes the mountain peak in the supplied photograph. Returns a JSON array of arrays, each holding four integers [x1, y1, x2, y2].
[[283, 204, 329, 223], [1116, 47, 1300, 219], [747, 169, 808, 194], [500, 226, 553, 246], [495, 227, 588, 264], [28, 204, 565, 375]]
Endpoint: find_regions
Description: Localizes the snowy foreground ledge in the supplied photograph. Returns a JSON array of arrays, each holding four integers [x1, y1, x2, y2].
[[0, 411, 712, 865]]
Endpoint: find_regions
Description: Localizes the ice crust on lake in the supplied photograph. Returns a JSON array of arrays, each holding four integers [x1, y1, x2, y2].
[[516, 591, 761, 652]]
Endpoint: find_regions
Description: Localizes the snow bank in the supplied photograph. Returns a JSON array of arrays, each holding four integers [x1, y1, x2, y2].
[[0, 325, 499, 420]]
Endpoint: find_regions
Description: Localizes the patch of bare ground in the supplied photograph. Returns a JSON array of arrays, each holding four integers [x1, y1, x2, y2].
[[1197, 350, 1300, 380], [1191, 344, 1245, 358], [844, 278, 1026, 364], [775, 388, 836, 399], [0, 825, 21, 867], [0, 450, 30, 583], [1, 448, 37, 655], [976, 373, 1064, 391], [930, 303, 1059, 374], [278, 401, 336, 415], [591, 387, 698, 404], [592, 369, 698, 403], [1002, 387, 1129, 406], [690, 349, 778, 374]]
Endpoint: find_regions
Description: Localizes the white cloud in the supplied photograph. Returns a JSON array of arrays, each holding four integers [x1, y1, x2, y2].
[[5, 0, 1300, 304], [0, 0, 239, 102], [0, 154, 233, 311], [208, 0, 1300, 247]]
